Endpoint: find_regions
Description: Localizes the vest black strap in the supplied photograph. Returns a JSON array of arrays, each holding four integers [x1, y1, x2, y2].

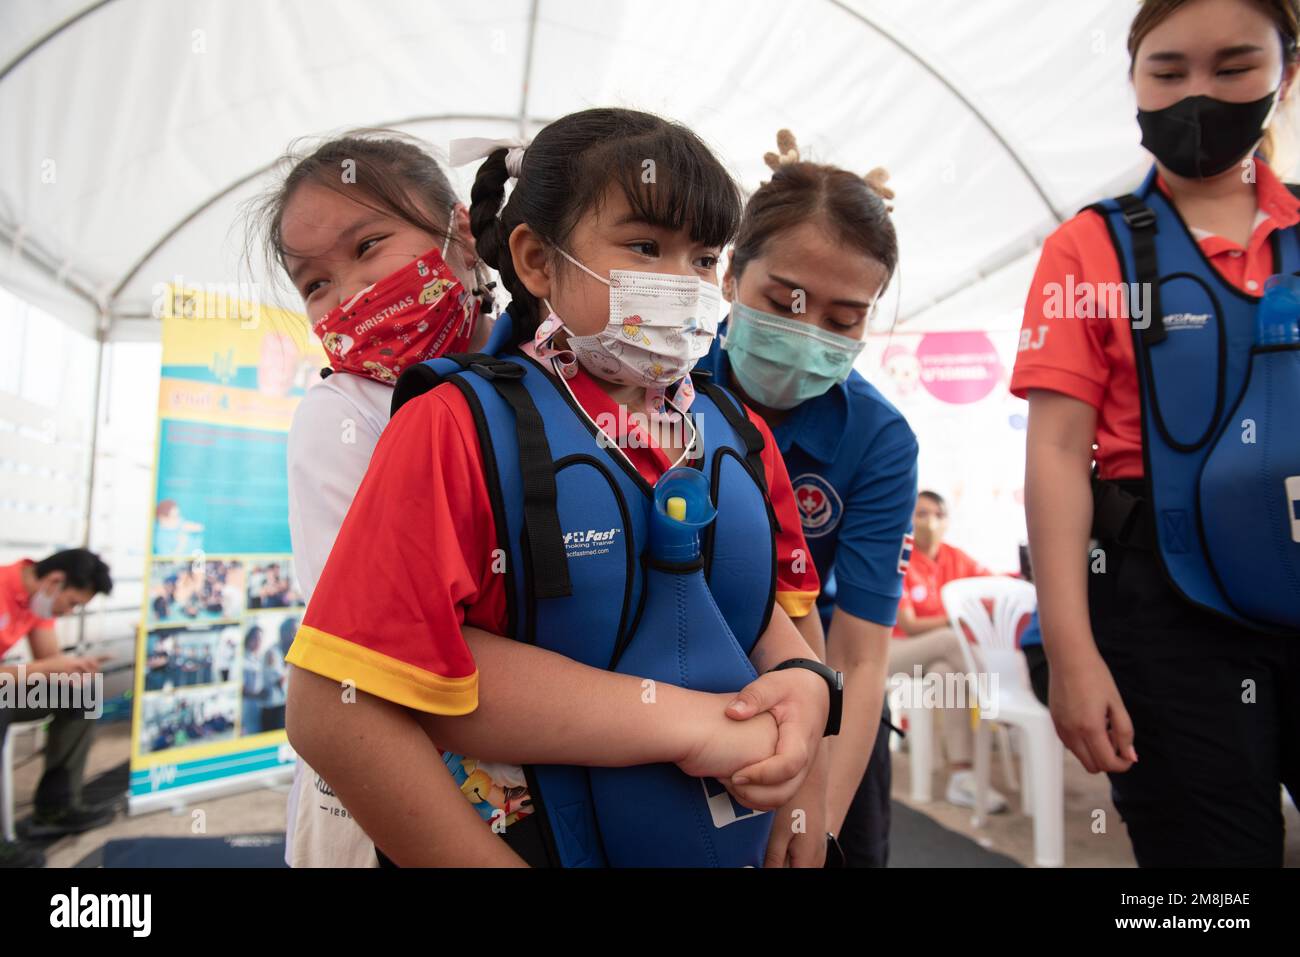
[[391, 361, 444, 417], [1113, 193, 1167, 346], [1090, 475, 1155, 550], [694, 377, 768, 495], [457, 353, 573, 599], [394, 352, 573, 599]]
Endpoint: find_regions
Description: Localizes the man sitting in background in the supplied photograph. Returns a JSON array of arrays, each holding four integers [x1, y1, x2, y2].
[[0, 549, 115, 868], [891, 491, 1007, 812]]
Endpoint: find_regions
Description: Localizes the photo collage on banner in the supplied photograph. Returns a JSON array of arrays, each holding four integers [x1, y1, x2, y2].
[[129, 285, 322, 811]]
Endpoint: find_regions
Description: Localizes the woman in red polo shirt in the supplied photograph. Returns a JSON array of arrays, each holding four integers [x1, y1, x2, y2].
[[1013, 0, 1300, 867]]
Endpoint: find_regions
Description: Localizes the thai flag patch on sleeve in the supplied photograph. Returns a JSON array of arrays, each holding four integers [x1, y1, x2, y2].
[[898, 533, 915, 574]]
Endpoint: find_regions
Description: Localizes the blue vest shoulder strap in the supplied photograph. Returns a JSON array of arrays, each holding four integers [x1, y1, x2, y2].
[[393, 350, 573, 599], [694, 374, 770, 500]]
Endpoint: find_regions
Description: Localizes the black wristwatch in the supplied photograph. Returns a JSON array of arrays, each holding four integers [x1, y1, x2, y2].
[[767, 657, 843, 737]]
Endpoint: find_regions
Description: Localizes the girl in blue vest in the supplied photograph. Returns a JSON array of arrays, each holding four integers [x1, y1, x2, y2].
[[1012, 0, 1300, 866], [697, 131, 919, 866], [286, 108, 834, 866]]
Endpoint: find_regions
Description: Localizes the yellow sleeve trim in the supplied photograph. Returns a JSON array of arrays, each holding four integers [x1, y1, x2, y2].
[[775, 590, 820, 619], [286, 625, 478, 716]]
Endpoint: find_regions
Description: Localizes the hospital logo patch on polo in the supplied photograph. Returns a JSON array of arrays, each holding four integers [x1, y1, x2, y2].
[[792, 473, 843, 538]]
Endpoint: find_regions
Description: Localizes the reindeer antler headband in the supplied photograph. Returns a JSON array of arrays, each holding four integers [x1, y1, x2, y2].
[[763, 129, 895, 213]]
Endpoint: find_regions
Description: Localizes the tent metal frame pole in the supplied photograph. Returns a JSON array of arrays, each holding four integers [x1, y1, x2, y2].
[[0, 217, 105, 313], [0, 0, 118, 85], [826, 0, 1064, 225], [7, 0, 1082, 329], [75, 311, 110, 651], [518, 0, 541, 137], [106, 111, 555, 311]]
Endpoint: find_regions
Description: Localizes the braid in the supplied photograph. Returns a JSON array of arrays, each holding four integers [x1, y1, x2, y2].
[[469, 148, 541, 331]]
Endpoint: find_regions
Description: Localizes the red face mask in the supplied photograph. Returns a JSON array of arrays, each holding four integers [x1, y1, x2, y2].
[[311, 247, 480, 385]]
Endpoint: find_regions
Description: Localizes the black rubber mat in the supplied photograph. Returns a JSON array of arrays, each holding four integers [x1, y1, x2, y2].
[[889, 801, 1021, 867], [76, 832, 288, 868]]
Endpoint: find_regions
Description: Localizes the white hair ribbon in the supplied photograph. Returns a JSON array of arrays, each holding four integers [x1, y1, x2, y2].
[[448, 136, 528, 178]]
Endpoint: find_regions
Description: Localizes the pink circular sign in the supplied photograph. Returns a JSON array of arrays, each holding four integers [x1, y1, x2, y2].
[[914, 331, 1002, 404]]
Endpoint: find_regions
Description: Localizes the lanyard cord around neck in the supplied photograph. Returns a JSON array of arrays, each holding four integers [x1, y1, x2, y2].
[[548, 355, 699, 475]]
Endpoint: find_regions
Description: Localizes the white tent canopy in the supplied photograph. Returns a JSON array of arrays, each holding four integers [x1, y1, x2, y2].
[[1, 0, 1160, 342]]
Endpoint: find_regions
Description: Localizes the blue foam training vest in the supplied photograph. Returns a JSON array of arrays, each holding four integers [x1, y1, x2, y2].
[[1089, 166, 1300, 631], [393, 326, 779, 866], [587, 467, 774, 867]]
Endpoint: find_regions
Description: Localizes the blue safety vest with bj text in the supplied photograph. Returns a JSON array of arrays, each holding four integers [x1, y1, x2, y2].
[[1087, 166, 1300, 633]]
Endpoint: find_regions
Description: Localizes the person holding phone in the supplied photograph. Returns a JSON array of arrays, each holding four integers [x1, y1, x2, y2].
[[0, 549, 115, 867]]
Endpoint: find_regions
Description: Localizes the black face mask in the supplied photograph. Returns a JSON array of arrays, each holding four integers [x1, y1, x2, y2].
[[1137, 89, 1278, 179]]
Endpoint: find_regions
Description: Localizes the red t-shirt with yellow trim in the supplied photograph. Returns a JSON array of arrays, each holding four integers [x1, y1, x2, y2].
[[286, 364, 819, 715], [1010, 160, 1300, 479]]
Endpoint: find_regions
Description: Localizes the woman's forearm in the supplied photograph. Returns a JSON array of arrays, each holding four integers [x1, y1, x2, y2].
[[749, 604, 820, 672], [823, 609, 891, 834], [286, 665, 526, 867], [791, 608, 827, 662], [1024, 392, 1101, 667]]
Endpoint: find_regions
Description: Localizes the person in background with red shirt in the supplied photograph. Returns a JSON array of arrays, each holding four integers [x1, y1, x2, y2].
[[0, 549, 114, 868], [892, 491, 1007, 811], [1014, 0, 1300, 867]]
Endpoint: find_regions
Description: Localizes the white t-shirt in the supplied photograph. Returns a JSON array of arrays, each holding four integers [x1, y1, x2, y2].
[[287, 372, 393, 598], [285, 370, 392, 867]]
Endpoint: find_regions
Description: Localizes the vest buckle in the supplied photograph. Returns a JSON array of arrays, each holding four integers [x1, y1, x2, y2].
[[469, 360, 524, 381], [1121, 205, 1156, 230]]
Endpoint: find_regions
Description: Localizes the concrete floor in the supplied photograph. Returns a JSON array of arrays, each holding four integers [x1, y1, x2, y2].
[[892, 745, 1135, 867], [11, 722, 290, 867], [893, 737, 1300, 867], [11, 718, 1299, 867]]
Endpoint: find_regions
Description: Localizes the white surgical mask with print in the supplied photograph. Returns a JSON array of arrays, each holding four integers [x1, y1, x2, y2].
[[549, 247, 722, 390]]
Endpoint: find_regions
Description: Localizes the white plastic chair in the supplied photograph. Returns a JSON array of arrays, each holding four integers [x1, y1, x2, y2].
[[2, 719, 49, 842], [939, 577, 1064, 868], [887, 657, 1015, 805], [887, 676, 935, 803]]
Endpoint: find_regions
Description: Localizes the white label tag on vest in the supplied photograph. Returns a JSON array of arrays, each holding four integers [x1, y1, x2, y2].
[[702, 777, 763, 829], [1287, 475, 1300, 544]]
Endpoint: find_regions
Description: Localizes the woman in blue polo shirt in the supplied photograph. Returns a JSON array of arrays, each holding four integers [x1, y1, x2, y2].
[[696, 131, 918, 867]]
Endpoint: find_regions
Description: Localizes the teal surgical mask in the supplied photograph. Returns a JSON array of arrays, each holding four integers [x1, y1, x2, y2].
[[722, 302, 866, 409]]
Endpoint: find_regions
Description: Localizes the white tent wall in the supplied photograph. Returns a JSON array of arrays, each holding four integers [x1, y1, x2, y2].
[[858, 247, 1038, 571], [2, 0, 1173, 337], [0, 283, 157, 660], [80, 340, 162, 656], [0, 286, 98, 652]]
